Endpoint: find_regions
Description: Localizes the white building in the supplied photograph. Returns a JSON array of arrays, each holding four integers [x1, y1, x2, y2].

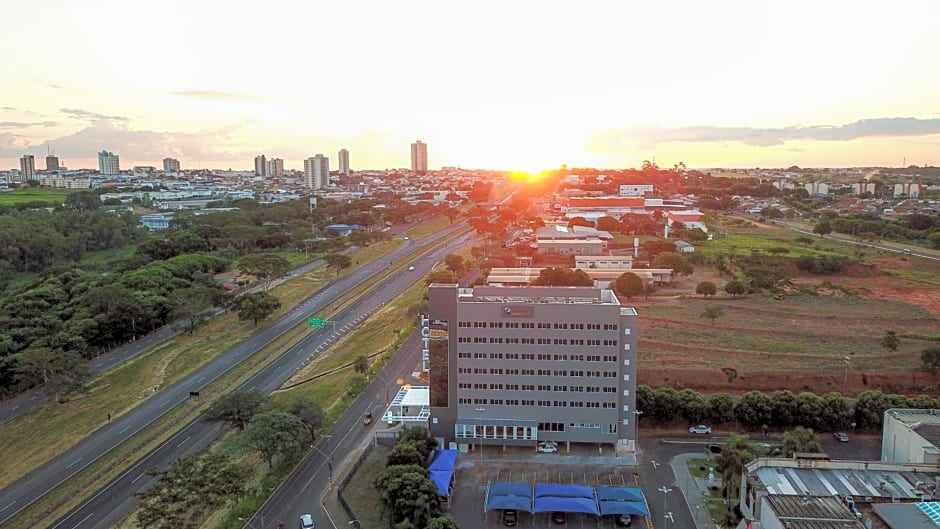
[[304, 154, 329, 189], [20, 155, 35, 181], [618, 184, 654, 197], [882, 408, 940, 464], [804, 181, 829, 196], [254, 154, 266, 176], [411, 140, 428, 173], [163, 157, 180, 173], [338, 148, 350, 175], [894, 183, 921, 198], [98, 150, 120, 175], [266, 158, 284, 177]]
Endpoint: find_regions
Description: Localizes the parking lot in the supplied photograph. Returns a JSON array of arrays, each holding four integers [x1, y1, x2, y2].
[[446, 445, 644, 528]]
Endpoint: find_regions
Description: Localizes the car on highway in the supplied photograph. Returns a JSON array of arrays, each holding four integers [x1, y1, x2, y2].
[[407, 266, 416, 271], [502, 509, 517, 526], [689, 424, 712, 435], [833, 432, 850, 442], [299, 513, 315, 529], [537, 443, 558, 453]]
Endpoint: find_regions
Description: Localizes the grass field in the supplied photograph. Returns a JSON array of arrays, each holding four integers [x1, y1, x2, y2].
[[0, 187, 69, 206], [636, 219, 940, 396]]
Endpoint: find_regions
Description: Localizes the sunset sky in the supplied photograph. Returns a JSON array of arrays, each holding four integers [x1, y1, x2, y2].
[[2, 0, 939, 172]]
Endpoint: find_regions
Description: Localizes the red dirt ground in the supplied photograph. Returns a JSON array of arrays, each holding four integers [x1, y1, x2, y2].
[[635, 265, 940, 397]]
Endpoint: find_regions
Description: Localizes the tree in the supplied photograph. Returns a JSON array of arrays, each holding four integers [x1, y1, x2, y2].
[[425, 269, 456, 285], [426, 516, 460, 529], [614, 272, 644, 299], [531, 267, 592, 287], [387, 442, 426, 467], [678, 388, 707, 424], [440, 207, 460, 225], [724, 279, 747, 296], [879, 330, 900, 352], [14, 347, 87, 398], [707, 393, 735, 425], [290, 396, 325, 440], [170, 285, 218, 334], [813, 221, 832, 236], [651, 252, 693, 275], [325, 252, 352, 276], [769, 390, 798, 428], [238, 254, 291, 290], [373, 464, 443, 527], [929, 231, 940, 249], [204, 389, 266, 430], [716, 434, 755, 507], [135, 452, 247, 529], [700, 306, 724, 325], [734, 391, 772, 429], [595, 216, 621, 233], [233, 291, 281, 325], [444, 254, 466, 278], [397, 426, 438, 462], [781, 426, 821, 457], [354, 354, 369, 375], [245, 411, 306, 467], [695, 280, 717, 297], [64, 190, 102, 212], [922, 346, 940, 373]]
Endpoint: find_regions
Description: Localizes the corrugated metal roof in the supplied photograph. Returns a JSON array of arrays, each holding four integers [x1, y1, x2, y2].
[[754, 466, 932, 500]]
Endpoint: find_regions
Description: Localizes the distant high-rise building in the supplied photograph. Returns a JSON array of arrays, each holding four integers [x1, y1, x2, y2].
[[163, 157, 181, 173], [304, 154, 330, 189], [45, 154, 60, 171], [98, 150, 120, 175], [266, 158, 284, 177], [254, 154, 267, 176], [338, 148, 350, 176], [20, 155, 35, 181], [411, 140, 427, 173]]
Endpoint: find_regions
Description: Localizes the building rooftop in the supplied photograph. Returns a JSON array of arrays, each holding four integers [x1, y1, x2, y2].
[[456, 286, 621, 306], [764, 495, 863, 529], [886, 409, 940, 428]]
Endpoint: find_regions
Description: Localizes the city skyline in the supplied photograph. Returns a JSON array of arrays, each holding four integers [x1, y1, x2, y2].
[[2, 0, 939, 172]]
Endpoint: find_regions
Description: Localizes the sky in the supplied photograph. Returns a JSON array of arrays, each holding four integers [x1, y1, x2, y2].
[[2, 0, 939, 172]]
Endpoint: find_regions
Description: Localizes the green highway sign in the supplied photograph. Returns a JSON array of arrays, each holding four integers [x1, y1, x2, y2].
[[308, 317, 325, 328]]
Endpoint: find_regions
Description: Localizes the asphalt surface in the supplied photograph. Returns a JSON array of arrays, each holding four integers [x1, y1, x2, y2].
[[0, 225, 474, 529]]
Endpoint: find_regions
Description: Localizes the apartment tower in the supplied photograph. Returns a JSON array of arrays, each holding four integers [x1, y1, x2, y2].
[[97, 150, 120, 175], [20, 155, 36, 181], [338, 148, 350, 176], [411, 140, 428, 173]]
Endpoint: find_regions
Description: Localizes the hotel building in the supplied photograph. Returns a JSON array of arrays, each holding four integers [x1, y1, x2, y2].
[[426, 284, 639, 454]]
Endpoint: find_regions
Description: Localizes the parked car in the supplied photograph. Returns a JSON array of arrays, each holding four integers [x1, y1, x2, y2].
[[689, 425, 712, 435], [538, 440, 558, 448], [502, 509, 517, 526], [707, 443, 723, 454], [833, 432, 850, 442], [552, 512, 567, 524], [616, 514, 633, 526], [537, 443, 558, 453], [299, 514, 315, 529]]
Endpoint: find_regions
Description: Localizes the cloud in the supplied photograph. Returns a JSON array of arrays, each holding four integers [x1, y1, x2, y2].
[[0, 107, 17, 112], [171, 90, 273, 101], [0, 121, 58, 129], [586, 117, 940, 151], [60, 108, 130, 123], [0, 120, 252, 163]]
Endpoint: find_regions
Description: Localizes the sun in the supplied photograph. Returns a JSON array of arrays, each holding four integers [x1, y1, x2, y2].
[[507, 170, 547, 183]]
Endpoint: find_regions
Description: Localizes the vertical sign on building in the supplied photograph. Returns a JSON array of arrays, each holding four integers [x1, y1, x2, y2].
[[425, 315, 450, 408]]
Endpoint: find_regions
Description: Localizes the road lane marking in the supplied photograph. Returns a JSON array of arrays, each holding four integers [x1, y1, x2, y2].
[[131, 473, 146, 484], [159, 400, 170, 408], [176, 436, 191, 448], [66, 457, 83, 469], [73, 512, 94, 528], [119, 426, 129, 434], [11, 405, 18, 410], [0, 500, 16, 513]]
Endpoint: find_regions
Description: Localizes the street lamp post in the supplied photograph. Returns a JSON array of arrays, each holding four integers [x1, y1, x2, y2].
[[842, 356, 851, 395], [658, 486, 672, 528]]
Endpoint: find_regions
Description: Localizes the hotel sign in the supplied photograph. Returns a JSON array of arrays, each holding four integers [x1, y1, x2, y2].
[[421, 314, 430, 371], [501, 305, 533, 318]]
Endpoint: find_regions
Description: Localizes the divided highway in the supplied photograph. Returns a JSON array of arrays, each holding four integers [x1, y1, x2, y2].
[[0, 226, 473, 529]]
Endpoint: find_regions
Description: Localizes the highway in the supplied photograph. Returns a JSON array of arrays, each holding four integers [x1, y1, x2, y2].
[[771, 219, 940, 261], [0, 225, 473, 529], [0, 255, 333, 427], [255, 331, 424, 529]]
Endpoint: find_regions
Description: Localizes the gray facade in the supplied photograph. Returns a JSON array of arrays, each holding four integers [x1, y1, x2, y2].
[[427, 284, 638, 453]]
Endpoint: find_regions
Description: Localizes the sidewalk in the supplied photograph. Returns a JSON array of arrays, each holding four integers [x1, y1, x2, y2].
[[670, 453, 720, 529]]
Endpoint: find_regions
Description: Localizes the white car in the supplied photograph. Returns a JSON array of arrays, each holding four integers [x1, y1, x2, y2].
[[537, 443, 558, 453], [407, 266, 416, 271], [299, 514, 315, 529], [689, 425, 712, 435]]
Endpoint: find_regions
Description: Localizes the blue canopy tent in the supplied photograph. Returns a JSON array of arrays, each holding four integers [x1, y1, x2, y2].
[[533, 484, 599, 515], [596, 486, 650, 517], [427, 449, 459, 497], [596, 487, 645, 502], [485, 482, 534, 513]]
